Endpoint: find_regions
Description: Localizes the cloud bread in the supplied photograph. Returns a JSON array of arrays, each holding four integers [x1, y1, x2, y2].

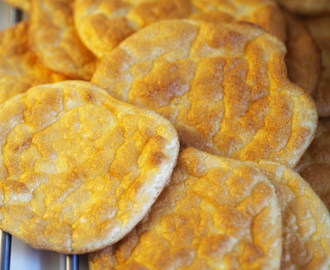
[[283, 10, 321, 97], [295, 118, 330, 211], [2, 0, 30, 12], [74, 0, 285, 58], [29, 0, 97, 80], [304, 16, 330, 117], [91, 19, 317, 168], [88, 147, 282, 270], [0, 21, 67, 104], [255, 161, 330, 270], [0, 80, 179, 254], [276, 0, 330, 15]]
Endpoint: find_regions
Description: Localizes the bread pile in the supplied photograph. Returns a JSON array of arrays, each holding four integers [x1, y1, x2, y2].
[[0, 0, 329, 269]]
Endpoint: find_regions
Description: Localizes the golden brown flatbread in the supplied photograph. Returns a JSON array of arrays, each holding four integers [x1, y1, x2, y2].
[[92, 19, 317, 168], [304, 16, 330, 117], [295, 118, 330, 211], [89, 147, 283, 270], [276, 0, 330, 15], [255, 161, 330, 270], [29, 0, 97, 80], [2, 0, 30, 12], [74, 0, 285, 58], [283, 10, 321, 97], [0, 21, 67, 104], [0, 80, 179, 254]]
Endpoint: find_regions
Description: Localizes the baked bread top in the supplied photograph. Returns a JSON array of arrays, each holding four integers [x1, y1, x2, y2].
[[0, 21, 67, 104], [92, 19, 317, 168], [29, 0, 97, 80], [74, 0, 285, 58], [2, 0, 30, 12], [0, 80, 179, 254], [89, 147, 282, 270]]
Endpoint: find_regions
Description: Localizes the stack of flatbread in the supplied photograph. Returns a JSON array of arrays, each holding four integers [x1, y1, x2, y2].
[[0, 0, 330, 269]]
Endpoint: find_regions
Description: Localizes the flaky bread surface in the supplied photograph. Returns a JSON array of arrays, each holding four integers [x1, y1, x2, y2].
[[92, 19, 317, 168], [74, 0, 285, 58], [305, 16, 330, 117], [256, 161, 330, 270], [0, 21, 67, 104], [283, 10, 321, 97], [295, 118, 330, 211], [89, 147, 282, 270], [0, 80, 179, 254], [29, 0, 96, 80]]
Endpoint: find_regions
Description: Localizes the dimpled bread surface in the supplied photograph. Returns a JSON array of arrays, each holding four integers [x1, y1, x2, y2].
[[295, 118, 330, 212], [276, 0, 330, 15], [305, 16, 330, 117], [89, 147, 282, 270], [0, 21, 67, 104], [0, 80, 179, 254], [283, 10, 321, 97], [74, 0, 285, 58], [255, 161, 330, 270], [29, 0, 97, 80], [92, 19, 317, 168], [2, 0, 30, 12]]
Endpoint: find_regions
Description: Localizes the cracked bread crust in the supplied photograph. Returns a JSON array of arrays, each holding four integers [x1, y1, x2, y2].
[[29, 0, 97, 80], [2, 0, 30, 12], [0, 80, 179, 254], [295, 118, 330, 212], [283, 10, 321, 97], [88, 147, 282, 270], [74, 0, 285, 58], [304, 16, 330, 117], [256, 161, 330, 270], [0, 21, 67, 104], [91, 19, 317, 168]]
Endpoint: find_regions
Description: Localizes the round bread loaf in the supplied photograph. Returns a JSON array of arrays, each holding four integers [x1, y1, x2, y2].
[[0, 80, 179, 254], [304, 16, 330, 117], [29, 0, 97, 80], [89, 147, 283, 270], [74, 0, 285, 58], [283, 10, 321, 97], [92, 19, 318, 168], [0, 21, 67, 104], [276, 0, 330, 15]]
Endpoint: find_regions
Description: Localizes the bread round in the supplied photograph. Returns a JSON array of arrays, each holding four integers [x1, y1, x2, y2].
[[29, 0, 97, 80], [283, 10, 321, 97], [74, 0, 285, 58], [256, 161, 330, 270], [296, 118, 330, 211], [92, 19, 318, 168], [0, 80, 179, 254], [304, 16, 330, 117], [89, 147, 282, 270], [0, 21, 67, 104], [276, 0, 330, 15]]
